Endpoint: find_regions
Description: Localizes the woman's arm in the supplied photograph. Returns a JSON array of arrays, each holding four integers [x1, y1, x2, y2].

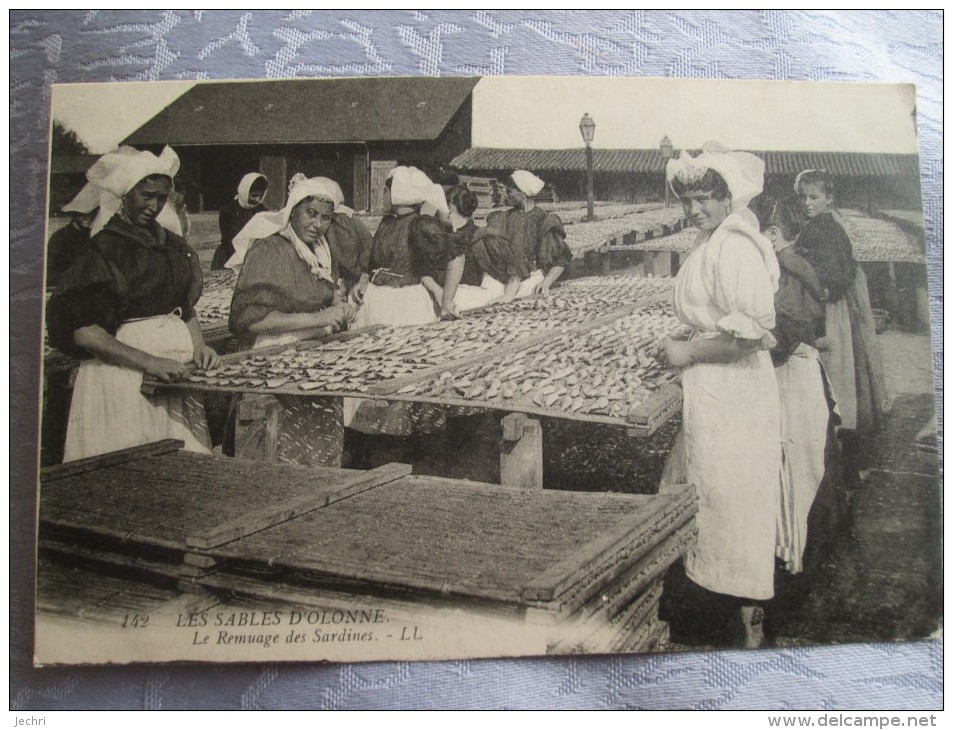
[[662, 332, 761, 368], [440, 254, 466, 318], [246, 305, 352, 337], [502, 275, 521, 303], [74, 324, 192, 383], [420, 275, 443, 307]]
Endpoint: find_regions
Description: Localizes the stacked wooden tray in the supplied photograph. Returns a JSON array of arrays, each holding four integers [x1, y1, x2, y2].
[[37, 441, 698, 656], [38, 439, 411, 582]]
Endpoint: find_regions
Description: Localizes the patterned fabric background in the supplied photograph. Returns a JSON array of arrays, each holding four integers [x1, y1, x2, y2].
[[10, 10, 942, 710]]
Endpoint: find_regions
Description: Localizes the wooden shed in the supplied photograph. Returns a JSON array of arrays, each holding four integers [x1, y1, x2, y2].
[[122, 77, 479, 213]]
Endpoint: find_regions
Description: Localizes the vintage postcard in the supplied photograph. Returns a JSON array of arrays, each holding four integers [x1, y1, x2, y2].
[[35, 75, 939, 666]]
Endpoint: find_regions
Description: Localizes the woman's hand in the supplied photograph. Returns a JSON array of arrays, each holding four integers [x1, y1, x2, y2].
[[145, 356, 192, 384], [440, 302, 460, 321], [660, 337, 695, 369], [323, 302, 355, 331], [350, 277, 369, 305], [192, 345, 220, 371]]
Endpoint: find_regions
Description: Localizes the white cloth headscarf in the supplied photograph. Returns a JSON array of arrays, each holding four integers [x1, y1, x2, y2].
[[387, 166, 433, 207], [420, 182, 449, 218], [236, 172, 268, 209], [666, 142, 779, 290], [666, 141, 766, 214], [85, 146, 181, 236], [510, 170, 545, 197], [61, 182, 100, 214], [225, 176, 351, 276]]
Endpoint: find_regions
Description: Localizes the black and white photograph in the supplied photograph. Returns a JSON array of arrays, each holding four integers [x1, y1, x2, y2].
[[34, 74, 939, 666]]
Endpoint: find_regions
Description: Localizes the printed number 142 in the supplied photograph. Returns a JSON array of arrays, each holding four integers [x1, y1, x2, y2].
[[122, 613, 149, 628]]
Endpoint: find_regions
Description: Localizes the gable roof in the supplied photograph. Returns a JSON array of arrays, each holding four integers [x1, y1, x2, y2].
[[124, 77, 479, 146], [451, 147, 920, 177]]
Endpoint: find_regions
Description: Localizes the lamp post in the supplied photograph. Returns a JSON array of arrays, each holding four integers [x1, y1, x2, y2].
[[660, 135, 674, 208], [579, 113, 596, 222]]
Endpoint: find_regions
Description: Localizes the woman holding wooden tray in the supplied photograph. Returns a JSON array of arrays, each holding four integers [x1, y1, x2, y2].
[[46, 146, 218, 461], [658, 142, 782, 647]]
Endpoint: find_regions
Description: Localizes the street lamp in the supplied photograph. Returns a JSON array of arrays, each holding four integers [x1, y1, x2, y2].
[[579, 113, 596, 222], [660, 135, 674, 208]]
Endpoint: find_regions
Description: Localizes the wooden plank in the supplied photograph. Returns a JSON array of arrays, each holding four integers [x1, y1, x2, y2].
[[626, 383, 683, 426], [521, 483, 696, 602], [499, 414, 543, 490], [185, 462, 412, 550], [40, 439, 184, 483], [39, 537, 184, 581]]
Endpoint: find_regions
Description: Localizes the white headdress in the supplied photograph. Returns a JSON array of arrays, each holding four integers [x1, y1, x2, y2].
[[226, 176, 350, 272], [236, 172, 268, 209], [85, 146, 181, 236], [510, 170, 545, 197], [61, 182, 100, 215], [420, 183, 449, 218], [387, 166, 433, 207], [665, 141, 765, 214]]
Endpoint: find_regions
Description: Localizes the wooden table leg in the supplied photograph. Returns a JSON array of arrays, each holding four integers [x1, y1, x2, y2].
[[235, 395, 280, 462], [500, 412, 543, 490]]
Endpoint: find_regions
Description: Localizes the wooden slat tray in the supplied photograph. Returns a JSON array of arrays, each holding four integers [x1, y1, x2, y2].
[[204, 475, 697, 610], [39, 443, 411, 553]]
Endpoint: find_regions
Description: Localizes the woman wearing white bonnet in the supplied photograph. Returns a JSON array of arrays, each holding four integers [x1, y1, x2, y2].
[[485, 169, 572, 298], [212, 172, 269, 270], [46, 182, 99, 288], [352, 165, 442, 329], [223, 174, 364, 466], [45, 145, 218, 461], [658, 141, 782, 647], [227, 174, 358, 349]]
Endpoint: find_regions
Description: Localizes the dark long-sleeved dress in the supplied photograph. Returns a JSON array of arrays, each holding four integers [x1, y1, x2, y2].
[[772, 245, 826, 366], [355, 210, 442, 326], [46, 221, 93, 289], [227, 230, 344, 467], [46, 215, 210, 461], [228, 232, 337, 349], [798, 211, 888, 433], [213, 199, 267, 270], [485, 206, 572, 274], [449, 220, 530, 288]]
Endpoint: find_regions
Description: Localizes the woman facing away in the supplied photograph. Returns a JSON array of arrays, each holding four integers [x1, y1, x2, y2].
[[485, 169, 572, 298], [658, 143, 782, 647], [795, 169, 889, 440], [438, 184, 527, 318], [351, 166, 444, 329], [212, 172, 269, 270], [46, 146, 218, 462], [755, 194, 833, 576]]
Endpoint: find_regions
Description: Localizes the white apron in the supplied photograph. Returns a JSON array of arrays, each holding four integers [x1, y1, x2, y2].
[[775, 344, 830, 574], [63, 314, 211, 462], [352, 282, 438, 330], [660, 213, 782, 600]]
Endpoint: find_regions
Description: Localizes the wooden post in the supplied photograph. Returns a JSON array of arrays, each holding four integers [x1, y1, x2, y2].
[[584, 250, 600, 277], [500, 413, 544, 490], [235, 395, 280, 462], [600, 248, 612, 276], [643, 250, 656, 277]]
